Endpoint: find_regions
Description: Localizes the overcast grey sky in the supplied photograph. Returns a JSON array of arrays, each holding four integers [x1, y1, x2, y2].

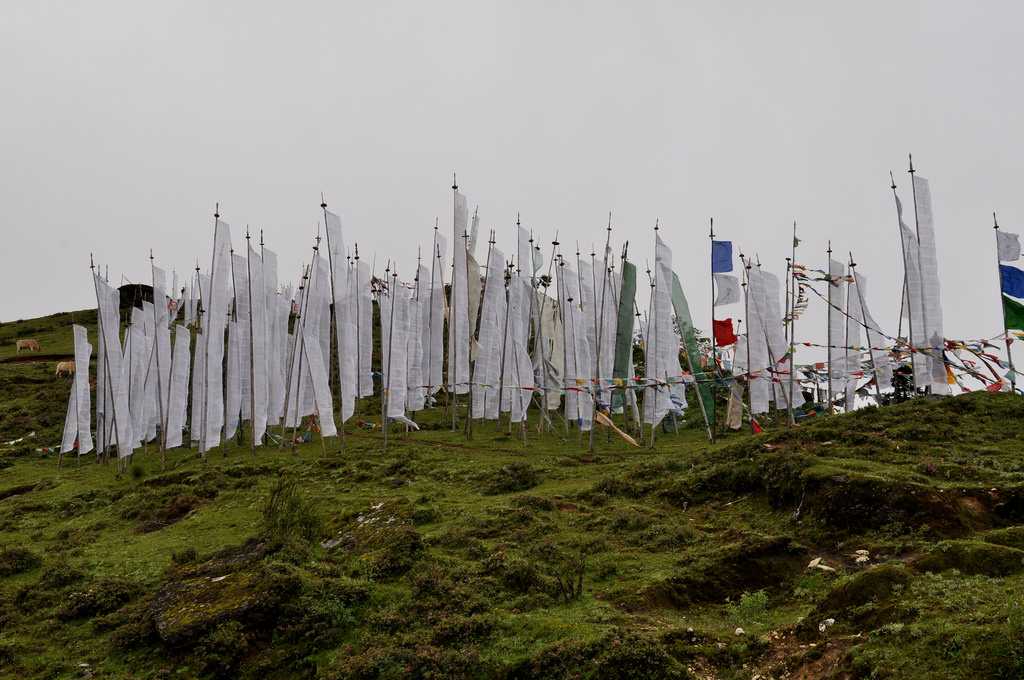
[[2, 1, 1022, 352]]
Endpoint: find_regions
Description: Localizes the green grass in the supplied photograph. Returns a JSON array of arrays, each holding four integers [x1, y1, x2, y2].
[[2, 310, 1024, 678]]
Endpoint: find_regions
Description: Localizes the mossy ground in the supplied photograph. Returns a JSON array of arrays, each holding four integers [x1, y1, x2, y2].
[[2, 312, 1024, 678]]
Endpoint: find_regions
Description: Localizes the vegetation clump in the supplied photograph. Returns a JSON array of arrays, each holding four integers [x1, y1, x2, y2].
[[482, 461, 541, 494], [261, 476, 323, 544], [60, 577, 141, 620], [0, 546, 40, 577]]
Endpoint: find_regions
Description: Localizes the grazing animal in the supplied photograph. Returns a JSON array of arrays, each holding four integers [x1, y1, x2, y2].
[[55, 361, 75, 377], [16, 339, 40, 353]]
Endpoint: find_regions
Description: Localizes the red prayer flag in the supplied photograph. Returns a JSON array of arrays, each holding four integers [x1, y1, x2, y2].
[[750, 418, 763, 434], [713, 318, 737, 347]]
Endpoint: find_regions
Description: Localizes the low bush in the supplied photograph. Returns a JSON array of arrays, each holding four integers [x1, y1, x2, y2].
[[483, 462, 541, 495], [261, 477, 323, 543], [0, 546, 41, 577], [60, 577, 140, 619]]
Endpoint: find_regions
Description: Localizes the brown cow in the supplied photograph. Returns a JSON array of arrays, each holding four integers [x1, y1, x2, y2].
[[16, 339, 40, 353], [55, 361, 75, 377]]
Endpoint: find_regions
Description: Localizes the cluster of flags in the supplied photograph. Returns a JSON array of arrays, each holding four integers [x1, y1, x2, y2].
[[58, 163, 1023, 463], [998, 228, 1024, 329]]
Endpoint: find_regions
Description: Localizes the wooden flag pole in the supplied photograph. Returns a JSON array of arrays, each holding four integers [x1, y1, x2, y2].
[[843, 252, 854, 413], [288, 264, 312, 452], [244, 229, 258, 457], [908, 154, 931, 395], [426, 222, 440, 414], [556, 254, 571, 436], [574, 243, 586, 446], [192, 261, 203, 452], [787, 221, 798, 425], [708, 218, 718, 434], [321, 195, 344, 451], [890, 171, 918, 394], [383, 265, 398, 452], [91, 254, 125, 470], [451, 174, 461, 431], [496, 256, 514, 434], [534, 232, 562, 432], [476, 230, 497, 432], [354, 244, 364, 419], [849, 252, 884, 404], [643, 261, 656, 449], [279, 265, 301, 447], [994, 212, 1018, 393], [825, 241, 834, 414], [199, 204, 221, 459], [741, 251, 752, 423], [589, 214, 613, 451], [150, 250, 168, 469]]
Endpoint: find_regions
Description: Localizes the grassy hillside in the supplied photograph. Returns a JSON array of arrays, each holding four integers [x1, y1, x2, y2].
[[3, 312, 1024, 679]]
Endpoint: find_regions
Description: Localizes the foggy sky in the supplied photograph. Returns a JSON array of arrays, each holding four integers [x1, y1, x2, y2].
[[2, 1, 1022, 357]]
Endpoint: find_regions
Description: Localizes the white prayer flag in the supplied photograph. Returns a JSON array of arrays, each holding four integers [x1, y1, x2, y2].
[[165, 324, 191, 449], [713, 274, 741, 305], [61, 324, 93, 454], [998, 229, 1021, 263]]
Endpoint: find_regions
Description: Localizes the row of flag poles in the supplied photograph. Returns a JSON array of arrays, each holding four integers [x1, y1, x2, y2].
[[57, 159, 1022, 469]]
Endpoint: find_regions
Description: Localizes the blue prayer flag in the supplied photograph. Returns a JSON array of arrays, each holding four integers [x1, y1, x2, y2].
[[1000, 264, 1024, 298], [711, 240, 733, 273]]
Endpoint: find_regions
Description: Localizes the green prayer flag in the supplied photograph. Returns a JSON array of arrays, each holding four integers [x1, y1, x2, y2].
[[612, 260, 637, 409], [671, 273, 715, 427], [1003, 294, 1024, 331]]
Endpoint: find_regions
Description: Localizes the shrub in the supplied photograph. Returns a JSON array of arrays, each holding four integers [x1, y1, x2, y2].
[[727, 589, 769, 625], [171, 547, 198, 565], [0, 546, 41, 577], [533, 541, 586, 603], [38, 558, 84, 588], [195, 620, 250, 678], [261, 477, 323, 543], [367, 526, 424, 578], [483, 462, 541, 495], [60, 577, 140, 619]]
